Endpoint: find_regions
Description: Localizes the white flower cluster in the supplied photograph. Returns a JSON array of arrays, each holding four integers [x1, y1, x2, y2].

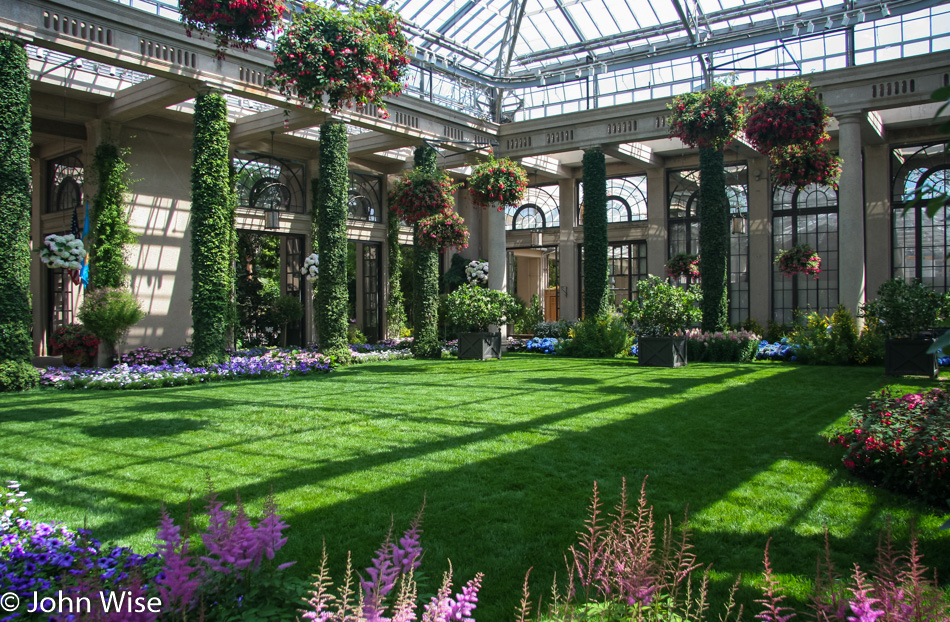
[[466, 260, 488, 286], [300, 252, 319, 284], [38, 233, 85, 270]]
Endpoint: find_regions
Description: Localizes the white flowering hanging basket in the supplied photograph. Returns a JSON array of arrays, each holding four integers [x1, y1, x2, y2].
[[465, 260, 489, 287], [38, 234, 85, 270], [300, 253, 319, 285]]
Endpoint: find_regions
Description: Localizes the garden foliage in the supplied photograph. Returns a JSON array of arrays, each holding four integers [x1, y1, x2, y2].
[[78, 286, 145, 349], [582, 149, 609, 319], [89, 142, 137, 289], [685, 329, 760, 363], [622, 275, 701, 337], [0, 40, 32, 364], [386, 199, 406, 338], [533, 320, 576, 339], [832, 387, 950, 508], [316, 122, 351, 360], [556, 312, 632, 359], [667, 84, 744, 151], [862, 278, 946, 339], [512, 294, 544, 335], [409, 145, 443, 359], [444, 283, 515, 333], [190, 92, 236, 366], [698, 146, 729, 332], [0, 360, 39, 392]]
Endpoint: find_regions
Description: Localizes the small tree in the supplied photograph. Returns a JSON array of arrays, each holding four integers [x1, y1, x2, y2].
[[89, 143, 136, 290]]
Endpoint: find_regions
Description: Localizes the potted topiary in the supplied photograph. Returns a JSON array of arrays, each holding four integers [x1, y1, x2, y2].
[[77, 287, 146, 367], [621, 275, 702, 367], [862, 278, 944, 378], [444, 283, 515, 360], [49, 323, 100, 368]]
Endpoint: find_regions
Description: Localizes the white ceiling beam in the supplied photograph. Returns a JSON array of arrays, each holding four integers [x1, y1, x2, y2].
[[601, 142, 664, 168], [99, 77, 195, 122], [230, 107, 326, 144]]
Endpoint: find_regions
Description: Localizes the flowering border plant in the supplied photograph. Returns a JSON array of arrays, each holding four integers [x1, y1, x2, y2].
[[466, 260, 488, 286], [769, 143, 842, 189], [667, 84, 745, 150], [49, 323, 100, 358], [444, 283, 515, 333], [468, 152, 528, 209], [416, 209, 469, 252], [388, 168, 455, 225], [37, 233, 84, 270], [744, 79, 832, 154], [774, 243, 821, 279], [666, 252, 700, 280], [300, 252, 319, 284], [179, 0, 286, 59], [269, 5, 411, 116]]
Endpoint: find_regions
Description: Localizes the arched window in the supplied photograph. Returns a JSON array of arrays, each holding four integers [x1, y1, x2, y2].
[[578, 175, 648, 224], [234, 155, 307, 215], [47, 153, 84, 214], [506, 184, 559, 230], [892, 143, 950, 291], [348, 172, 382, 222], [771, 183, 839, 324]]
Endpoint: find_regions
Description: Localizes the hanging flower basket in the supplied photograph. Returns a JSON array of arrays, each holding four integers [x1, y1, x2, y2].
[[388, 168, 455, 226], [744, 79, 831, 155], [300, 252, 319, 284], [38, 233, 84, 271], [769, 143, 842, 189], [465, 260, 489, 287], [666, 253, 700, 280], [416, 209, 469, 253], [468, 152, 528, 209], [179, 0, 286, 59], [269, 5, 411, 117], [668, 84, 745, 151], [775, 244, 822, 279]]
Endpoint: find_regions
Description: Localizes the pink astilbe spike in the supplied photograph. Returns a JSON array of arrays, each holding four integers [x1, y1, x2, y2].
[[755, 540, 797, 622], [846, 565, 885, 622], [392, 503, 425, 575], [155, 505, 201, 613], [515, 568, 533, 622], [810, 527, 848, 622], [361, 522, 401, 622], [300, 541, 336, 622], [569, 481, 607, 599], [199, 489, 235, 575], [257, 490, 291, 565], [423, 571, 483, 622]]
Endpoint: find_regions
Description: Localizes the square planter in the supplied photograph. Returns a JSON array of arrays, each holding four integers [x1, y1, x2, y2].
[[638, 336, 687, 368], [458, 331, 502, 360], [885, 338, 938, 378]]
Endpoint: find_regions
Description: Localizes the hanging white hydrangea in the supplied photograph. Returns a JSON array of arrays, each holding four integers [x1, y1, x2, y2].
[[465, 259, 489, 287], [300, 252, 319, 284], [38, 233, 85, 271]]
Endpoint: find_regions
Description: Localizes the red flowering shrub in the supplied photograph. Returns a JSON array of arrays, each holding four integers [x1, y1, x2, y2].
[[774, 244, 821, 278], [269, 5, 411, 116], [667, 84, 744, 150], [744, 80, 832, 154], [468, 153, 528, 209], [769, 143, 842, 189], [49, 323, 100, 357], [179, 0, 285, 58], [416, 209, 469, 252], [388, 168, 455, 225], [832, 387, 950, 507], [666, 252, 700, 280]]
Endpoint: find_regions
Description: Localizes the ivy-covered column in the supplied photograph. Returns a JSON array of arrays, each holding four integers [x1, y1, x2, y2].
[[582, 148, 608, 318], [0, 40, 33, 365], [698, 147, 729, 331], [385, 190, 406, 338], [89, 143, 136, 289], [190, 91, 235, 365], [316, 121, 350, 359], [412, 144, 441, 358]]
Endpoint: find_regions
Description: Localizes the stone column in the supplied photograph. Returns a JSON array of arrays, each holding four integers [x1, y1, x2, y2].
[[645, 168, 667, 278], [837, 114, 866, 321], [355, 241, 364, 329], [485, 200, 507, 337], [864, 143, 891, 303], [558, 178, 578, 320], [747, 156, 771, 325]]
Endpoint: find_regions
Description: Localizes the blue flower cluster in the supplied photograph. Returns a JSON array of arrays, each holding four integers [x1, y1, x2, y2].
[[755, 339, 799, 361], [630, 343, 639, 357], [526, 337, 559, 354]]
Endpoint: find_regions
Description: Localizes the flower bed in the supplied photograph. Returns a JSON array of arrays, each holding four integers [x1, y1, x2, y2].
[[525, 337, 559, 354], [755, 339, 799, 361], [831, 387, 950, 508], [685, 328, 760, 363], [119, 345, 193, 365]]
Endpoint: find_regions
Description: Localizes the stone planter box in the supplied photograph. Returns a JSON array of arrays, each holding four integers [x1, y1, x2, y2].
[[458, 331, 502, 360], [638, 336, 687, 368], [885, 338, 938, 378]]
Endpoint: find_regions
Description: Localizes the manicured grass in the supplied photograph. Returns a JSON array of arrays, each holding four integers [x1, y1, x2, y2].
[[1, 356, 948, 619]]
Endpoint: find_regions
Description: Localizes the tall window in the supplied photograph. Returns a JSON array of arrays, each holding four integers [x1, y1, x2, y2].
[[578, 174, 648, 224], [47, 153, 84, 213], [608, 241, 648, 305], [363, 243, 382, 340], [668, 165, 750, 323], [772, 184, 839, 324], [892, 143, 950, 291], [506, 184, 560, 230], [234, 154, 307, 214], [349, 172, 382, 222]]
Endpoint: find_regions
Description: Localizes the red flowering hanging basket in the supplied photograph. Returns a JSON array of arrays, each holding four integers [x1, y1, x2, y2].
[[417, 209, 469, 252], [769, 143, 842, 189], [269, 5, 411, 116], [666, 253, 700, 280], [667, 84, 745, 151], [468, 153, 528, 210], [744, 79, 831, 155], [389, 168, 455, 226], [775, 244, 822, 279], [179, 0, 286, 59]]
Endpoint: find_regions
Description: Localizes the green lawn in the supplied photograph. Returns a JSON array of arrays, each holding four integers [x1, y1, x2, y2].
[[2, 356, 948, 619]]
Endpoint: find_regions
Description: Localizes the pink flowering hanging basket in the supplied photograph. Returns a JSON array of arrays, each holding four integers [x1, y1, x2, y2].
[[468, 153, 529, 210], [416, 209, 469, 252], [775, 244, 821, 279], [179, 0, 286, 58]]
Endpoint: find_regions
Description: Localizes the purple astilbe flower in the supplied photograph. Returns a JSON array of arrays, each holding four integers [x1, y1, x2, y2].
[[846, 566, 885, 622], [392, 505, 425, 575], [755, 540, 796, 622], [155, 506, 200, 613], [422, 567, 483, 622], [256, 490, 292, 568], [199, 490, 235, 575], [360, 527, 401, 622]]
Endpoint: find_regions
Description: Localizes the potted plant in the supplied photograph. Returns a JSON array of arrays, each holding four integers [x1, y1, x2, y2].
[[862, 278, 945, 378], [388, 168, 455, 225], [666, 253, 700, 280], [444, 283, 515, 360], [621, 275, 702, 367], [77, 287, 146, 366], [774, 244, 822, 279], [769, 142, 842, 189], [49, 323, 100, 368], [744, 79, 832, 155], [468, 152, 529, 210], [416, 209, 469, 253]]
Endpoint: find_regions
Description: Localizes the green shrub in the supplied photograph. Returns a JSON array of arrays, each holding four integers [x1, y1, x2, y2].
[[533, 320, 575, 339], [862, 278, 944, 339], [622, 275, 701, 337], [854, 321, 886, 365], [77, 287, 145, 348], [0, 360, 39, 392], [556, 313, 632, 358], [764, 320, 793, 344], [444, 283, 515, 333], [788, 306, 859, 365], [685, 329, 760, 362], [513, 294, 543, 334], [736, 317, 765, 337]]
